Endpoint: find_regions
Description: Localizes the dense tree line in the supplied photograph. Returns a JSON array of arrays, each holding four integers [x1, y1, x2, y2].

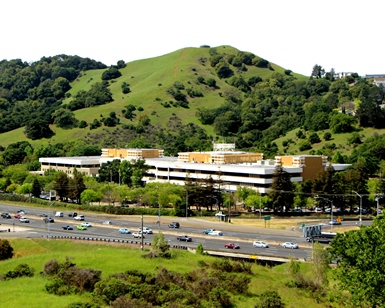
[[0, 55, 106, 135]]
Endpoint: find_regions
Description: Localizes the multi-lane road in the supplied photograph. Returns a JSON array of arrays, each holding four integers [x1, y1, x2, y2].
[[0, 204, 345, 261]]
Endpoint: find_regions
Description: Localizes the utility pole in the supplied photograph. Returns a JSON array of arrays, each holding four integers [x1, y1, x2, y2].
[[141, 215, 144, 250], [352, 191, 363, 226], [186, 189, 188, 218]]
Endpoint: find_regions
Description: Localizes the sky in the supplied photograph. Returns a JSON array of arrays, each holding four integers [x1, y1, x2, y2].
[[1, 0, 383, 76]]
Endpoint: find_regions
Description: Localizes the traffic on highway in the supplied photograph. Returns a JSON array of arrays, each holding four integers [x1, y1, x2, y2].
[[0, 204, 330, 261]]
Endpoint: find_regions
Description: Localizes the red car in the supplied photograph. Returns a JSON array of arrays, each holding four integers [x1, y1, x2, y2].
[[224, 243, 240, 249], [14, 214, 22, 219]]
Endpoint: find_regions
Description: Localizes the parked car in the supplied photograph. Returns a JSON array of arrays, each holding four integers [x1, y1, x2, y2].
[[1, 213, 11, 219], [14, 214, 22, 219], [329, 219, 341, 225], [177, 235, 192, 242], [19, 217, 30, 223], [81, 222, 92, 227], [168, 222, 180, 228], [203, 229, 215, 234], [314, 208, 323, 213], [68, 212, 78, 217], [208, 230, 223, 236], [43, 217, 55, 223], [119, 228, 131, 234], [282, 242, 298, 249], [139, 227, 153, 234], [224, 243, 240, 249], [62, 225, 73, 230], [77, 225, 87, 230], [132, 232, 144, 238], [74, 215, 85, 221], [354, 208, 368, 214], [253, 241, 269, 248]]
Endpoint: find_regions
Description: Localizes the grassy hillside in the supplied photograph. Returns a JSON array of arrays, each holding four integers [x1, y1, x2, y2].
[[0, 238, 337, 308], [0, 45, 307, 148]]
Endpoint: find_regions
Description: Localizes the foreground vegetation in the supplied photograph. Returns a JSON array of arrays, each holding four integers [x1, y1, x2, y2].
[[0, 238, 345, 308]]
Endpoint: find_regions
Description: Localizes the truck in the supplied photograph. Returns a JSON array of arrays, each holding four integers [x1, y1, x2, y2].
[[303, 224, 336, 243]]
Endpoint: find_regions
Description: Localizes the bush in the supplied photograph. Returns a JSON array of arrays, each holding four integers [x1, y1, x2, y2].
[[5, 263, 35, 279], [299, 140, 312, 151], [308, 132, 321, 144], [0, 239, 13, 260], [255, 290, 285, 308], [323, 132, 332, 141]]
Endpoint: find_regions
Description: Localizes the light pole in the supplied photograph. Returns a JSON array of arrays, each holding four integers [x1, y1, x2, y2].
[[259, 192, 262, 219], [186, 189, 188, 218], [141, 215, 144, 250], [352, 190, 362, 226], [315, 196, 333, 230], [375, 194, 382, 215], [157, 186, 160, 232], [47, 201, 55, 239]]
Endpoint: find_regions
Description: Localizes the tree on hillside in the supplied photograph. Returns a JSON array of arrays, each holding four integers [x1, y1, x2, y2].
[[269, 165, 294, 212], [101, 66, 122, 80], [0, 239, 14, 260], [310, 64, 325, 79], [329, 215, 385, 307], [24, 118, 54, 140], [52, 108, 78, 128]]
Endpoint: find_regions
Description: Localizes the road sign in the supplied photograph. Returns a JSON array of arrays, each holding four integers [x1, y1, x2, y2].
[[264, 216, 271, 221]]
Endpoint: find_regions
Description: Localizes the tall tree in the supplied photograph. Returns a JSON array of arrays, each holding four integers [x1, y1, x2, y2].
[[53, 172, 69, 201], [68, 169, 86, 203], [269, 165, 294, 212], [329, 216, 385, 307], [32, 178, 41, 198]]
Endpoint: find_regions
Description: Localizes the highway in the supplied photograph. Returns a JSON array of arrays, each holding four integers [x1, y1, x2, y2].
[[0, 204, 324, 261]]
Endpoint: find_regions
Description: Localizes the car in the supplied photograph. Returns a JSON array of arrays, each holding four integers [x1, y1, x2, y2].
[[54, 212, 64, 217], [224, 243, 240, 249], [102, 221, 112, 225], [74, 215, 85, 221], [14, 214, 22, 219], [19, 217, 29, 223], [1, 213, 11, 219], [17, 210, 26, 214], [177, 235, 192, 242], [203, 229, 216, 234], [208, 230, 223, 236], [139, 227, 153, 234], [325, 208, 331, 213], [39, 213, 48, 217], [377, 209, 383, 215], [81, 222, 92, 227], [253, 241, 269, 248], [314, 208, 323, 213], [62, 225, 73, 230], [282, 242, 299, 249], [132, 232, 144, 238], [329, 219, 341, 225], [43, 217, 55, 223], [293, 208, 303, 213], [68, 212, 78, 217], [77, 225, 87, 230], [168, 222, 180, 228], [119, 228, 131, 234]]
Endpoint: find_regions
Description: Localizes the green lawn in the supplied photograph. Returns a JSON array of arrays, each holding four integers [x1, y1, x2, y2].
[[0, 238, 340, 307]]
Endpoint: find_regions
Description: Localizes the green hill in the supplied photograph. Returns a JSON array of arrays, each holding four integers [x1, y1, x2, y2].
[[0, 45, 307, 149]]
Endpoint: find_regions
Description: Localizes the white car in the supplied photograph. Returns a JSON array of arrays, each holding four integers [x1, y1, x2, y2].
[[208, 230, 223, 236], [132, 232, 144, 238], [138, 227, 153, 234], [74, 215, 85, 221], [102, 221, 112, 225], [282, 242, 298, 249], [19, 217, 30, 223], [253, 241, 269, 248], [81, 222, 92, 227]]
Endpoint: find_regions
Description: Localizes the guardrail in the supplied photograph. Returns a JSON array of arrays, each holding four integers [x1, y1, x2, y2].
[[43, 235, 189, 250]]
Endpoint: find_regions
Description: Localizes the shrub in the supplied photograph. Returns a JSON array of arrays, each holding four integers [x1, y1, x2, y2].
[[299, 140, 312, 151], [5, 263, 35, 279], [0, 239, 13, 260], [255, 290, 285, 308], [308, 132, 321, 144], [323, 132, 332, 140], [78, 120, 88, 128]]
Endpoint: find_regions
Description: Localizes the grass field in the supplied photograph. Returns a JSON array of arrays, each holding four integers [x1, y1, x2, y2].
[[0, 238, 338, 308]]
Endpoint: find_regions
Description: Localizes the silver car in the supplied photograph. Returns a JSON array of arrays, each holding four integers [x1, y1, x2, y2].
[[282, 242, 299, 249], [253, 241, 269, 248]]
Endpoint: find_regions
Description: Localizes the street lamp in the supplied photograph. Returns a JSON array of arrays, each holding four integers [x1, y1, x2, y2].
[[186, 189, 188, 218], [352, 190, 362, 226], [315, 196, 333, 230], [141, 215, 144, 250], [157, 186, 160, 232]]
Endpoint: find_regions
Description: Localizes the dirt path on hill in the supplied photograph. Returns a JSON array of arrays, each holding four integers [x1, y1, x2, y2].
[[174, 48, 187, 77]]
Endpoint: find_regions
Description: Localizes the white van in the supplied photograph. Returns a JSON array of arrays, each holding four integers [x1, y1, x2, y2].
[[54, 212, 64, 217]]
